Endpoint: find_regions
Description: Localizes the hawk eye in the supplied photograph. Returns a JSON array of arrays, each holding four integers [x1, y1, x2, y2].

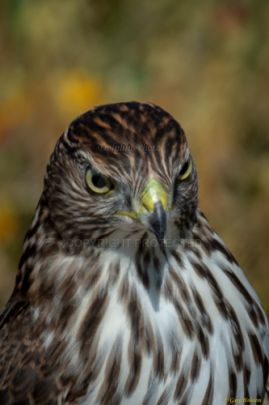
[[85, 168, 114, 194], [178, 158, 192, 181]]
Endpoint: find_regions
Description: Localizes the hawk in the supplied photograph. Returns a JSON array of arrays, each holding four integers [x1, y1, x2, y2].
[[0, 102, 268, 404]]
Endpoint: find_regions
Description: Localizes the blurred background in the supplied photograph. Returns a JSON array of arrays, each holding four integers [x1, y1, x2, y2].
[[0, 0, 268, 311]]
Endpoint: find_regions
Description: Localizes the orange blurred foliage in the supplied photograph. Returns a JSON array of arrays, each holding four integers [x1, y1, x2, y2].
[[0, 200, 17, 243], [0, 92, 32, 140], [54, 72, 104, 119]]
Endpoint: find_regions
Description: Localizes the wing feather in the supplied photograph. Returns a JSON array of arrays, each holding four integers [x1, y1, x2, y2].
[[0, 298, 66, 404]]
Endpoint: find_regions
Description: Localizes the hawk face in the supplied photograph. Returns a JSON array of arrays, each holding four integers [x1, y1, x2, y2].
[[44, 102, 198, 253]]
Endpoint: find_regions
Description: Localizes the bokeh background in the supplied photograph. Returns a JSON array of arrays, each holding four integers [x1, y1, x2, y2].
[[0, 0, 268, 311]]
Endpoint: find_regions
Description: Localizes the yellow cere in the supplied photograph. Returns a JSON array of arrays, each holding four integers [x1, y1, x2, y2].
[[117, 179, 169, 220], [117, 210, 139, 220], [140, 178, 168, 213]]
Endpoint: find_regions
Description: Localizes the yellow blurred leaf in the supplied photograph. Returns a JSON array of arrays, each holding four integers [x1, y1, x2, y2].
[[54, 72, 104, 118]]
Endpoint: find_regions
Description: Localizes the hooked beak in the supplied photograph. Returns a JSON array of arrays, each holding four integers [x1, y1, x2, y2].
[[139, 178, 168, 242], [117, 178, 168, 243], [147, 201, 167, 241]]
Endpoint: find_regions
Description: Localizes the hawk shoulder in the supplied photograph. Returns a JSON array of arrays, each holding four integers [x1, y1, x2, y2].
[[0, 297, 67, 404]]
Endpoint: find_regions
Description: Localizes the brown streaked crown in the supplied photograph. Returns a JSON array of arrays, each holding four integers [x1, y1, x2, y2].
[[62, 102, 188, 183]]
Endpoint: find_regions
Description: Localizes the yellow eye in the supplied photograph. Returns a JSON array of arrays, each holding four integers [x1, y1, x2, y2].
[[85, 168, 114, 194], [178, 159, 193, 181]]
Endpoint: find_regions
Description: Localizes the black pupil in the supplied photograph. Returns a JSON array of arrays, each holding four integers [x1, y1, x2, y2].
[[92, 174, 107, 188], [180, 160, 189, 175]]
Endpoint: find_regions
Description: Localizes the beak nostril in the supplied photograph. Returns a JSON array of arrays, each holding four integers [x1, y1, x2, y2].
[[142, 203, 150, 213], [140, 178, 168, 213], [137, 178, 168, 241]]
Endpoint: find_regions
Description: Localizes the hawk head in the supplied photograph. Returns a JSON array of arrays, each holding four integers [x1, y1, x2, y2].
[[42, 102, 198, 254]]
